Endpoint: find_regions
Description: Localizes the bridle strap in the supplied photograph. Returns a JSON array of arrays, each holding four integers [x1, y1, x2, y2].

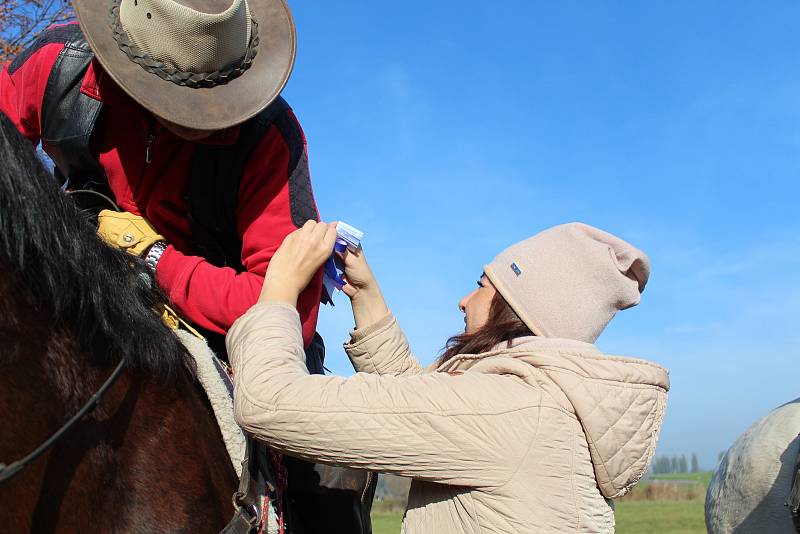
[[0, 360, 126, 485]]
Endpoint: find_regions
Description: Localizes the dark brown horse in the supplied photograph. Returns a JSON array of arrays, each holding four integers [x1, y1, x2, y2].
[[0, 114, 237, 531]]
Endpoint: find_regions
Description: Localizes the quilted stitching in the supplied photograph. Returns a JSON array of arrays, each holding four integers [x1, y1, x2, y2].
[[229, 305, 668, 532], [576, 385, 651, 492]]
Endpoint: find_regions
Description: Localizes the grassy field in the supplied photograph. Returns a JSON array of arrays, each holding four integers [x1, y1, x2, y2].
[[372, 513, 404, 534], [373, 500, 706, 534], [372, 502, 705, 534], [372, 473, 710, 533], [615, 500, 705, 533]]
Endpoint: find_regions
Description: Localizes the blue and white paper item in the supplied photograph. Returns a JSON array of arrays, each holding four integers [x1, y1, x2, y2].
[[335, 222, 364, 252], [323, 222, 364, 302]]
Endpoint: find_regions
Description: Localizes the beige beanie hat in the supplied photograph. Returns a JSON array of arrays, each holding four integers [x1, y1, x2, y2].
[[483, 222, 649, 343]]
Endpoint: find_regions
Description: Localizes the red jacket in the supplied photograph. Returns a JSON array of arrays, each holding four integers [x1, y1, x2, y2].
[[0, 24, 322, 346]]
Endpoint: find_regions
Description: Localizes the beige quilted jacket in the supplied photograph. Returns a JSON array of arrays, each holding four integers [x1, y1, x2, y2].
[[227, 303, 670, 533]]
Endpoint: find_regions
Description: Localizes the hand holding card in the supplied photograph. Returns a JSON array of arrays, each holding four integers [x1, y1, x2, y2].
[[323, 222, 364, 302]]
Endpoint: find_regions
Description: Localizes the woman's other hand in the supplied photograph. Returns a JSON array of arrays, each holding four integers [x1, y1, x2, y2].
[[341, 247, 390, 329], [341, 246, 378, 299], [260, 221, 338, 307]]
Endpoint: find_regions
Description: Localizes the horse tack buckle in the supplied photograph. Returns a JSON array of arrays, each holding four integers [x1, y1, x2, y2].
[[231, 492, 261, 528]]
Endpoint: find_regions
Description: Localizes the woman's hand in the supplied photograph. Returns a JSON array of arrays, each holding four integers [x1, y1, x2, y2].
[[260, 221, 338, 307], [340, 247, 378, 300], [340, 247, 390, 329]]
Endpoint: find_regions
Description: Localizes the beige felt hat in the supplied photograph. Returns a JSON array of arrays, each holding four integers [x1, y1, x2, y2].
[[73, 0, 296, 130], [484, 222, 650, 344]]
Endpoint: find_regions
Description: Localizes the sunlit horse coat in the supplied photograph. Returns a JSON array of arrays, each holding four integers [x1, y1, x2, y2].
[[706, 398, 800, 533], [228, 303, 670, 533]]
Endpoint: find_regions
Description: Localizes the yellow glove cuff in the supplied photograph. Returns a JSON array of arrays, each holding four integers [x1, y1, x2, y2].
[[97, 210, 166, 257]]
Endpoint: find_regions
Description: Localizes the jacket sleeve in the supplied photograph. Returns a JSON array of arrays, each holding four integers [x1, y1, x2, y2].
[[228, 303, 540, 488], [155, 111, 322, 346], [343, 312, 425, 376], [0, 35, 65, 144]]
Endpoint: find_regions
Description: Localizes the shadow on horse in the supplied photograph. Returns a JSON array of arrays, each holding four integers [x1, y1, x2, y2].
[[0, 113, 238, 530]]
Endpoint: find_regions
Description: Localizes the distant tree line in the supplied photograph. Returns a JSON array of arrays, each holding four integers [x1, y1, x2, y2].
[[651, 452, 701, 474]]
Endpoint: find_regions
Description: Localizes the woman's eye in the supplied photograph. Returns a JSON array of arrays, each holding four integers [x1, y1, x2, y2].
[[476, 280, 483, 288]]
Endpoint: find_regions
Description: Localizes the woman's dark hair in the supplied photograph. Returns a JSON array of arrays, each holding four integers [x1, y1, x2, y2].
[[438, 292, 534, 365]]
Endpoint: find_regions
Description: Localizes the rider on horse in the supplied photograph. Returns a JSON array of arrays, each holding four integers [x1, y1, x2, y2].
[[0, 1, 374, 531], [0, 0, 322, 361]]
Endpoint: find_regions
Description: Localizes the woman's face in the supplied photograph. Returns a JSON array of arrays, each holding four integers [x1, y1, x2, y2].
[[458, 275, 497, 334]]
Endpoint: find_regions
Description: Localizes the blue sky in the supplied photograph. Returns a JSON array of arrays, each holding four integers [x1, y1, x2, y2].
[[281, 1, 800, 470]]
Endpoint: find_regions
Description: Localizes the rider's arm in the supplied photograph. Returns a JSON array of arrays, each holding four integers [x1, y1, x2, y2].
[[155, 110, 322, 346]]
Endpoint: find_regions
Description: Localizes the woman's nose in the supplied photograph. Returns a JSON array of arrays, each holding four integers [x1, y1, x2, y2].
[[458, 289, 476, 312]]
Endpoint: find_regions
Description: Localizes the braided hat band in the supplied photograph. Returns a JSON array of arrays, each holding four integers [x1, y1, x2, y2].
[[73, 0, 295, 129], [109, 1, 259, 89]]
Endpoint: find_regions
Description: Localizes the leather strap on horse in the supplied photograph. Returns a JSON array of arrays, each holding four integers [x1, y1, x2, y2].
[[221, 436, 281, 534], [0, 360, 125, 486], [221, 437, 263, 534]]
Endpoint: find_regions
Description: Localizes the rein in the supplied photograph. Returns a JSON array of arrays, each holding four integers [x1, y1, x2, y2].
[[0, 360, 126, 486]]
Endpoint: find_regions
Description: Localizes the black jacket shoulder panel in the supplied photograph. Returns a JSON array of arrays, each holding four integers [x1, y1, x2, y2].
[[39, 26, 105, 191], [8, 24, 84, 76], [271, 107, 318, 228]]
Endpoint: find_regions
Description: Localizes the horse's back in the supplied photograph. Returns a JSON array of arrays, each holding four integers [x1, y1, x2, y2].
[[706, 398, 800, 533]]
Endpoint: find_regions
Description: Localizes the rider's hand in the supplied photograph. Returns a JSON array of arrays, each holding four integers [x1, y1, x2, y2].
[[260, 221, 338, 307], [97, 210, 165, 257]]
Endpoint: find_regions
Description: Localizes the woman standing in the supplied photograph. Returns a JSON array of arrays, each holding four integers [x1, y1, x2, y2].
[[227, 222, 669, 533]]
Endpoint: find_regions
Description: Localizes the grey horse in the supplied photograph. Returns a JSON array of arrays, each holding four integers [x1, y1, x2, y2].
[[705, 398, 800, 533]]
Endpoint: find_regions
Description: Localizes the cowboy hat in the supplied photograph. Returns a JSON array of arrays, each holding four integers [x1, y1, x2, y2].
[[73, 0, 295, 130]]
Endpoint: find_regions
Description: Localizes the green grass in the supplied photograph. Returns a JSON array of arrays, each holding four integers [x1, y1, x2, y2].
[[372, 513, 403, 534], [372, 499, 706, 534], [615, 500, 706, 533]]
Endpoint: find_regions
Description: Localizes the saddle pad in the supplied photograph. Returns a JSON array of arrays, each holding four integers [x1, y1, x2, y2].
[[174, 330, 281, 534], [175, 329, 246, 478]]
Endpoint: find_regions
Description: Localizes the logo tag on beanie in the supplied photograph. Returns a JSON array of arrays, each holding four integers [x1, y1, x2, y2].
[[510, 262, 522, 276]]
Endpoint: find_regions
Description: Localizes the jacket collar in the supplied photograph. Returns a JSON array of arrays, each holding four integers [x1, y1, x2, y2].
[[493, 335, 603, 355], [438, 336, 603, 373]]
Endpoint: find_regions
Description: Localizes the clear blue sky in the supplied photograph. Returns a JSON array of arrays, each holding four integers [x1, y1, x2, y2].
[[281, 1, 800, 470]]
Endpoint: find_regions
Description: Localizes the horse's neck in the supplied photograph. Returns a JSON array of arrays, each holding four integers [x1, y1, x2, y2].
[[0, 287, 237, 530]]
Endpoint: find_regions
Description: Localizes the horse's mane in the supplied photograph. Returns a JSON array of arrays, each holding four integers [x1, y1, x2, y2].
[[0, 113, 192, 381]]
